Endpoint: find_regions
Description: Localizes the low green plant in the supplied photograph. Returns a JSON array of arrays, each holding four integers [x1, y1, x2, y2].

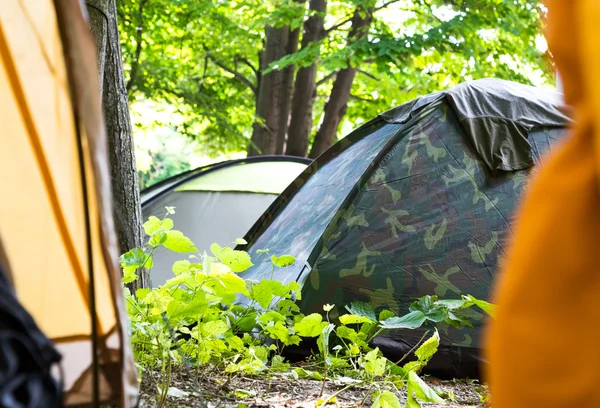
[[121, 208, 494, 408]]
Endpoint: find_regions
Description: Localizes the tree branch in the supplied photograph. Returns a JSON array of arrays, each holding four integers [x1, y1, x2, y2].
[[125, 0, 149, 92], [235, 55, 258, 74], [357, 69, 379, 80], [206, 52, 258, 94], [317, 72, 337, 87]]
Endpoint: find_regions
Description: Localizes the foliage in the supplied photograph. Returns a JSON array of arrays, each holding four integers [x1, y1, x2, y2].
[[122, 208, 494, 407], [118, 0, 552, 156]]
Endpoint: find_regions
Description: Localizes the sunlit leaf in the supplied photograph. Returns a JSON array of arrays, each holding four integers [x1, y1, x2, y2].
[[372, 390, 402, 408], [271, 254, 296, 268], [294, 313, 327, 337], [164, 230, 197, 253], [408, 371, 444, 403], [415, 330, 440, 363]]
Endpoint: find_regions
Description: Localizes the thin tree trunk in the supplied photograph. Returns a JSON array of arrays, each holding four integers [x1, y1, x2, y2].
[[248, 26, 289, 156], [275, 23, 302, 155], [286, 0, 327, 157], [86, 0, 109, 95], [88, 0, 145, 290], [309, 6, 373, 158]]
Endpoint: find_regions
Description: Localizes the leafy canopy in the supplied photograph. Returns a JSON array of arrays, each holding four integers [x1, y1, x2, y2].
[[118, 0, 551, 155]]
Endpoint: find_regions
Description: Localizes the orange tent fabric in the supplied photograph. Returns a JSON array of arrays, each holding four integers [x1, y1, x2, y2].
[[0, 0, 137, 406], [485, 1, 600, 407]]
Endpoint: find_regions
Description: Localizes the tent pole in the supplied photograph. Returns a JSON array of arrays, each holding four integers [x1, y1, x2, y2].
[[75, 120, 100, 407]]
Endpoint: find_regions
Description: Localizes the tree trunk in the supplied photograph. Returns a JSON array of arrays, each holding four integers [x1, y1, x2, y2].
[[248, 26, 289, 156], [275, 24, 302, 155], [88, 0, 145, 290], [86, 0, 109, 95], [286, 0, 327, 157], [309, 6, 373, 159]]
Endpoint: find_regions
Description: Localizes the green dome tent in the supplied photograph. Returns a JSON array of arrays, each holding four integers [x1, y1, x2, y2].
[[238, 79, 571, 378], [142, 156, 310, 287]]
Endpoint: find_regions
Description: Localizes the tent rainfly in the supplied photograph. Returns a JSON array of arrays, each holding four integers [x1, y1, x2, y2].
[[141, 156, 310, 287], [0, 1, 137, 406], [237, 79, 572, 379]]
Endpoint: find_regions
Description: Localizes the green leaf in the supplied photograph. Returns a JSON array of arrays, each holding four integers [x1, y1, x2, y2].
[[294, 313, 327, 337], [135, 288, 150, 301], [363, 348, 386, 377], [403, 360, 425, 373], [266, 321, 292, 343], [210, 243, 224, 256], [235, 238, 248, 245], [149, 230, 168, 247], [250, 280, 275, 308], [294, 367, 323, 380], [120, 248, 151, 269], [415, 330, 439, 362], [408, 371, 444, 403], [164, 273, 193, 289], [227, 336, 245, 352], [122, 266, 138, 284], [236, 314, 257, 332], [257, 310, 286, 325], [345, 301, 377, 321], [211, 243, 253, 272], [446, 311, 474, 329], [436, 299, 467, 310], [267, 280, 287, 297], [336, 326, 362, 343], [271, 254, 296, 268], [200, 320, 229, 338], [410, 295, 448, 322], [380, 311, 426, 330], [172, 260, 191, 275], [463, 295, 496, 318], [285, 281, 302, 298], [164, 230, 197, 253], [277, 299, 300, 315], [271, 355, 290, 371], [317, 323, 335, 357], [120, 248, 151, 283], [379, 310, 395, 321], [212, 272, 250, 296], [143, 216, 173, 236], [256, 248, 269, 254], [405, 388, 421, 408], [166, 292, 207, 318], [143, 216, 161, 236], [388, 363, 407, 377], [372, 390, 402, 408]]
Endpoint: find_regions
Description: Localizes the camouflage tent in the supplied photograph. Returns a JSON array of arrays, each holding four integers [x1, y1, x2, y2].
[[238, 79, 571, 378]]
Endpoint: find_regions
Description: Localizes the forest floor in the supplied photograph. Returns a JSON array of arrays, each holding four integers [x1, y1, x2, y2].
[[138, 369, 490, 408]]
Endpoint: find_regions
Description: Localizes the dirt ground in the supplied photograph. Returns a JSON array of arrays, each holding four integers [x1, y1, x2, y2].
[[138, 368, 489, 408]]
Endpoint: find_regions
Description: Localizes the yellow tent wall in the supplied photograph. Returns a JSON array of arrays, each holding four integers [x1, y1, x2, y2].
[[0, 0, 137, 406]]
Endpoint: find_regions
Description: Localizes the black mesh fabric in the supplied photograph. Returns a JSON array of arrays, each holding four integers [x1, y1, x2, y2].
[[0, 264, 62, 408]]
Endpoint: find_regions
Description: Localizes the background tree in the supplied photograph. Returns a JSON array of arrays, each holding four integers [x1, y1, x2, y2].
[[118, 0, 551, 159], [88, 0, 145, 289]]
